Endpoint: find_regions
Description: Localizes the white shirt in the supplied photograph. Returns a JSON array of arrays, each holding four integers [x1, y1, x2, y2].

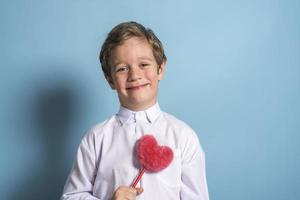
[[61, 103, 209, 200]]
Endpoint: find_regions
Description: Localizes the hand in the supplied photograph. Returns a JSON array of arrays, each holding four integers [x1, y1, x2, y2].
[[112, 186, 143, 200]]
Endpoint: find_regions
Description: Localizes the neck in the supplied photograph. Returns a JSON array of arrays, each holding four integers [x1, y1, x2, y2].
[[121, 102, 157, 112]]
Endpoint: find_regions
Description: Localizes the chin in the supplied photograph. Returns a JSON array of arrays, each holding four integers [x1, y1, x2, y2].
[[128, 99, 153, 110]]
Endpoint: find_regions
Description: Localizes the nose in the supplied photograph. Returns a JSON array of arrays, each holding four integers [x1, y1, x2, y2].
[[128, 66, 142, 81]]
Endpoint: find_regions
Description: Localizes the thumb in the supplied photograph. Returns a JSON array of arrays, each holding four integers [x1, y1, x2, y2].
[[135, 187, 144, 195]]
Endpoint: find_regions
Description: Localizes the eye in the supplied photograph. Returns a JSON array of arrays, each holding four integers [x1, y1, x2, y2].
[[140, 63, 150, 68], [115, 66, 128, 73]]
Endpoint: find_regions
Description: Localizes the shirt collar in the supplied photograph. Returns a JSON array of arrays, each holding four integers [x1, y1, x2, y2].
[[117, 103, 161, 125]]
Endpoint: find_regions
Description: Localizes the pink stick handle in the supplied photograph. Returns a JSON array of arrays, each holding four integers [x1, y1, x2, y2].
[[131, 167, 146, 188]]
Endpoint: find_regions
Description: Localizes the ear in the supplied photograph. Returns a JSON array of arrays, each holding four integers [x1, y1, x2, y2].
[[158, 62, 166, 81], [105, 75, 116, 90]]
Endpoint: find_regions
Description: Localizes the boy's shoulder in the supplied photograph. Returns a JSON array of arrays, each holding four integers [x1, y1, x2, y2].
[[81, 115, 117, 140], [161, 111, 198, 136], [161, 111, 204, 153]]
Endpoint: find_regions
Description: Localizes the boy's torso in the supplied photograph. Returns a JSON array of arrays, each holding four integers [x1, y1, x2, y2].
[[87, 111, 198, 200]]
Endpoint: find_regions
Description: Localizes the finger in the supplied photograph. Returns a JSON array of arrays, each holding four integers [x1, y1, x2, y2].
[[127, 187, 140, 198], [135, 187, 144, 195], [125, 188, 138, 200], [130, 187, 138, 195]]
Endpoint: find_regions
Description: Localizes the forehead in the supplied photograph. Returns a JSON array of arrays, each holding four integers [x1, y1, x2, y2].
[[111, 37, 155, 63]]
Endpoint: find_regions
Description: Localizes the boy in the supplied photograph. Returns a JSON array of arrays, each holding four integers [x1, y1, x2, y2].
[[61, 21, 209, 200]]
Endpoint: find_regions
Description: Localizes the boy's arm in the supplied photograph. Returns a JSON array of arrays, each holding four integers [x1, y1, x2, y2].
[[61, 131, 100, 200], [180, 133, 210, 200]]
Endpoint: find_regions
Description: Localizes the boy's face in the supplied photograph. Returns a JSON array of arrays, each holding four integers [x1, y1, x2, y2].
[[106, 37, 165, 111]]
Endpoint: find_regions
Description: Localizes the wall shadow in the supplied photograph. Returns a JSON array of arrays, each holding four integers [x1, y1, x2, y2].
[[13, 81, 78, 200]]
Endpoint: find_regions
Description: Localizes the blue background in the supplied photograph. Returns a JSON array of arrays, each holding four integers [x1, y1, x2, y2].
[[1, 0, 299, 199]]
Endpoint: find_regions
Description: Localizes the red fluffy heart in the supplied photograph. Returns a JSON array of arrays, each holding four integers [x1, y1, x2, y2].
[[136, 135, 173, 172]]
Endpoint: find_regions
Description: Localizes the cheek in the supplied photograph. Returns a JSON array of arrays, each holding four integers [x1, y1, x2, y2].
[[148, 74, 160, 84], [114, 76, 127, 89], [145, 70, 159, 80]]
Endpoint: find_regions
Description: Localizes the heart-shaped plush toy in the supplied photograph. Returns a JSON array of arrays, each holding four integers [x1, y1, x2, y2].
[[137, 134, 173, 172], [131, 134, 173, 187]]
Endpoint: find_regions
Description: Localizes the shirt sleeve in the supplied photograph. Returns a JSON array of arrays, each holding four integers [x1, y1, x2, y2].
[[180, 132, 210, 200], [61, 129, 101, 200]]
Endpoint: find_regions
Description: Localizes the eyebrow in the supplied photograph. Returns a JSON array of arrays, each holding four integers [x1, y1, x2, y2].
[[112, 61, 125, 67], [137, 56, 155, 61]]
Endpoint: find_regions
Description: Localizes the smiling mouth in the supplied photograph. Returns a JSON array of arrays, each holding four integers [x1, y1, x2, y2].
[[126, 83, 149, 90]]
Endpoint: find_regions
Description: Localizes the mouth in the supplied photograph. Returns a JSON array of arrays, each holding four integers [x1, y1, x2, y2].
[[126, 83, 149, 90]]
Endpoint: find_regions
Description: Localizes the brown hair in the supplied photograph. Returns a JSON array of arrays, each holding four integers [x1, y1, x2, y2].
[[99, 21, 167, 78]]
